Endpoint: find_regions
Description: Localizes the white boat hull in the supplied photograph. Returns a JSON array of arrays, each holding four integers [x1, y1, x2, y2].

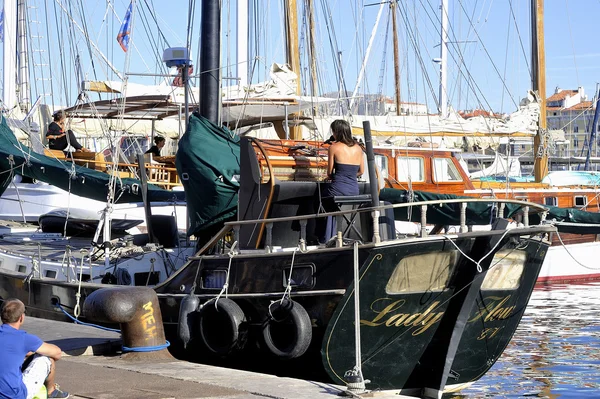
[[537, 240, 600, 285], [0, 182, 187, 231]]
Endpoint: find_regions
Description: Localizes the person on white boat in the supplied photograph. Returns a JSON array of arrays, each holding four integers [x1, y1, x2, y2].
[[46, 110, 89, 153], [0, 299, 70, 399]]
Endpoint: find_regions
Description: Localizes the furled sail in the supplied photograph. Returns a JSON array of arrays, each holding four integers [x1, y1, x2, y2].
[[176, 113, 240, 237]]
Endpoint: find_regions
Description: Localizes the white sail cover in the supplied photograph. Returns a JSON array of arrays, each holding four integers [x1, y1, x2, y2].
[[469, 152, 522, 179]]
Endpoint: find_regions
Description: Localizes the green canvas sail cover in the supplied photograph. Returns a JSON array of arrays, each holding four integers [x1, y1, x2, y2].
[[530, 205, 600, 234], [379, 188, 534, 225], [176, 113, 240, 237], [380, 188, 600, 233], [0, 116, 184, 203]]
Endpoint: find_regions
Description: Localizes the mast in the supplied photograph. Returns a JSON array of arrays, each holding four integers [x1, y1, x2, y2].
[[3, 0, 17, 113], [390, 1, 401, 116], [439, 0, 448, 118], [237, 0, 248, 87], [307, 0, 318, 114], [285, 0, 301, 139], [17, 0, 29, 113], [531, 0, 548, 181], [199, 0, 221, 123]]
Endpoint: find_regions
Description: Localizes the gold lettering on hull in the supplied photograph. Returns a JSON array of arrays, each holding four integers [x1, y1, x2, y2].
[[360, 298, 444, 336], [468, 296, 516, 323], [359, 295, 517, 339]]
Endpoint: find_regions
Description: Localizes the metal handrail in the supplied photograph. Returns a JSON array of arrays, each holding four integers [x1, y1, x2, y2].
[[223, 197, 548, 227]]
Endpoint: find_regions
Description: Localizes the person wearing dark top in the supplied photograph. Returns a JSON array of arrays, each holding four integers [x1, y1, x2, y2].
[[0, 299, 69, 399], [46, 110, 89, 152], [319, 119, 365, 243], [327, 119, 364, 196], [145, 136, 165, 158]]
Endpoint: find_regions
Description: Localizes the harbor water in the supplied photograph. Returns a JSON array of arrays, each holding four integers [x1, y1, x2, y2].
[[451, 282, 600, 398]]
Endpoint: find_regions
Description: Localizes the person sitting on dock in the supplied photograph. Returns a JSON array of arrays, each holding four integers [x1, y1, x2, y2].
[[0, 299, 70, 399], [46, 110, 89, 153]]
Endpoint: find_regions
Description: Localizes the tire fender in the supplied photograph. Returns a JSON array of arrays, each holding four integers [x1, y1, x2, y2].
[[262, 299, 312, 359], [198, 298, 246, 355]]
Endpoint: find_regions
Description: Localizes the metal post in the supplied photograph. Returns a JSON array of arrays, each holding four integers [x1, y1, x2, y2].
[[344, 241, 367, 394], [183, 64, 190, 132], [362, 121, 380, 243]]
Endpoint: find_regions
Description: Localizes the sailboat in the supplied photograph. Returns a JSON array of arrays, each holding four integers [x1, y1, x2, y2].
[[0, 0, 556, 395], [250, 0, 599, 286]]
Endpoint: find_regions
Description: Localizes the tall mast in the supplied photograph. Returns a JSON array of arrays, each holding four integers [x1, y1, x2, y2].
[[531, 0, 548, 181], [199, 0, 221, 124], [285, 0, 301, 139], [17, 0, 29, 113], [3, 0, 17, 113], [307, 0, 318, 114], [237, 0, 248, 87], [390, 1, 401, 116], [439, 0, 448, 118]]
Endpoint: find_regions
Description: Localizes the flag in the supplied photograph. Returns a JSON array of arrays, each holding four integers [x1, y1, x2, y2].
[[0, 9, 4, 43], [116, 2, 133, 52]]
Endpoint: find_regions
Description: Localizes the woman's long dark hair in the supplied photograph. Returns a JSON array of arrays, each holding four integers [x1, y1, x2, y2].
[[330, 119, 355, 146], [53, 110, 66, 122]]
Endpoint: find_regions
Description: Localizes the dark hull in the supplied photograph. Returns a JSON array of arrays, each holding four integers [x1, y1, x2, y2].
[[0, 227, 549, 392]]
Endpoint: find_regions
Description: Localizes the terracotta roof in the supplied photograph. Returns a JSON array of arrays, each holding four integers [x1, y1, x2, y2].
[[567, 101, 593, 111], [546, 90, 578, 102], [546, 106, 562, 111], [459, 109, 496, 119]]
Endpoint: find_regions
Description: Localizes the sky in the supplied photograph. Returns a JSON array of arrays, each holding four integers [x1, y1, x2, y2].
[[4, 0, 600, 115]]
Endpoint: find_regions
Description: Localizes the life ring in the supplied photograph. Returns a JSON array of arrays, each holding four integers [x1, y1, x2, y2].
[[262, 299, 312, 359], [198, 298, 247, 355]]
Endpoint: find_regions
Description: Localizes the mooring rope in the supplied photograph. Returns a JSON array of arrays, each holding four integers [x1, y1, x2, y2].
[[554, 230, 600, 270], [56, 302, 170, 352], [213, 241, 238, 309]]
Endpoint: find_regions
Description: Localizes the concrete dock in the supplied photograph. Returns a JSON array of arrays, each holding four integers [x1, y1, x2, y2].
[[22, 317, 413, 399]]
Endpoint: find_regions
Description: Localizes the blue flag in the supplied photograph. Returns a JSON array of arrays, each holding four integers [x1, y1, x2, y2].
[[116, 2, 132, 52]]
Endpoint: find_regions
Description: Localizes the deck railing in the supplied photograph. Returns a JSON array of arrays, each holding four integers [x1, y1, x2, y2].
[[191, 198, 550, 258]]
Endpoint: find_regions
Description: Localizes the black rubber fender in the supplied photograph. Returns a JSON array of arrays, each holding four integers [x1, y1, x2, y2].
[[262, 299, 312, 359], [199, 298, 247, 355], [177, 293, 199, 349]]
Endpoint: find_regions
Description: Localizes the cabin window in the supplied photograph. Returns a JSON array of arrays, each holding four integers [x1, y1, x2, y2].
[[385, 251, 456, 294], [433, 158, 463, 182], [374, 154, 389, 178], [544, 197, 558, 206], [45, 270, 57, 279], [574, 196, 587, 208], [134, 272, 159, 286], [396, 157, 424, 182], [283, 264, 315, 289], [481, 250, 526, 290], [17, 264, 26, 273], [202, 269, 227, 289]]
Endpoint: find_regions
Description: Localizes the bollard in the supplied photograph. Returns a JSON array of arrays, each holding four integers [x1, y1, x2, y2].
[[83, 286, 172, 360]]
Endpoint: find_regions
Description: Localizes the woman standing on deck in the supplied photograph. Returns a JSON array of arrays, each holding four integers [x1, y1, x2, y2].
[[327, 119, 364, 196]]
